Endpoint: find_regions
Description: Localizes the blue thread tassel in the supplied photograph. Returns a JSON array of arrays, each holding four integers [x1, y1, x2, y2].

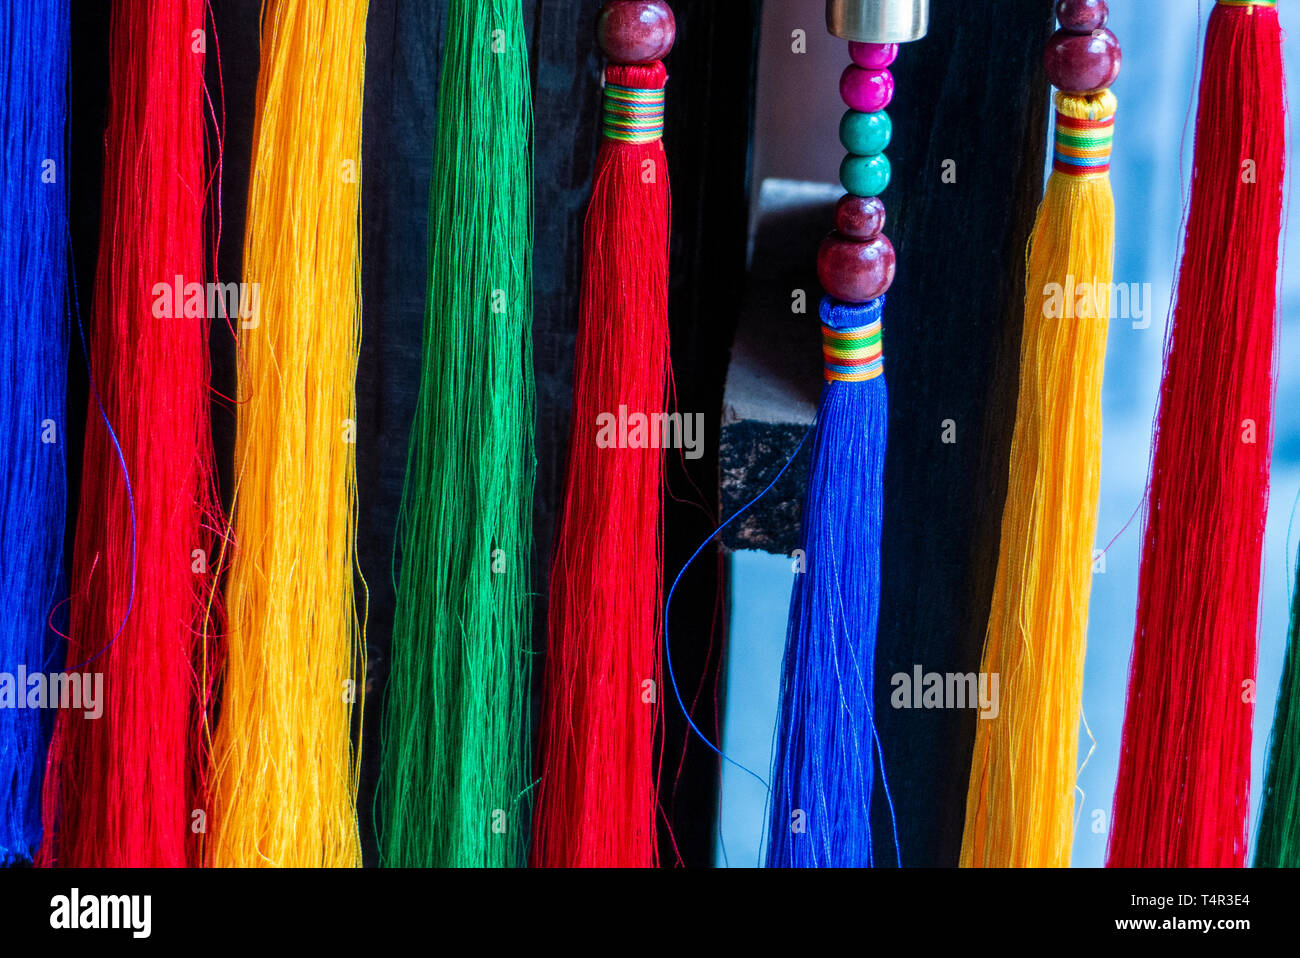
[[0, 0, 69, 864], [767, 296, 894, 867]]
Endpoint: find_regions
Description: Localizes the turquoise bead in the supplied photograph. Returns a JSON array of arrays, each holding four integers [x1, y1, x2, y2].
[[839, 110, 892, 156], [840, 152, 891, 198]]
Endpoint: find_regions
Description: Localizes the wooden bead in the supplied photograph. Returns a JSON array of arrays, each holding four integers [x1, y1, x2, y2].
[[839, 109, 892, 156], [1056, 0, 1108, 33], [840, 152, 891, 198], [1044, 27, 1121, 94], [817, 232, 896, 304], [834, 195, 886, 241], [849, 42, 898, 69], [596, 1, 676, 64], [839, 65, 894, 113]]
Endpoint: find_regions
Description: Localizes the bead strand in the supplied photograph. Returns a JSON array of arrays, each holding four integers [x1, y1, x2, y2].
[[1044, 0, 1121, 95], [817, 40, 897, 311]]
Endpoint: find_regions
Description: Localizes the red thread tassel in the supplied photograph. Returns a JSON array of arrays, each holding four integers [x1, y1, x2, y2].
[[1109, 2, 1284, 868], [532, 62, 671, 867], [39, 0, 222, 867]]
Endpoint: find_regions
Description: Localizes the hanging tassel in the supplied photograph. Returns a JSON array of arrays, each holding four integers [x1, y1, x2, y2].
[[1257, 541, 1300, 866], [766, 12, 922, 864], [377, 0, 534, 868], [39, 0, 221, 867], [0, 0, 68, 865], [1109, 0, 1284, 868], [531, 2, 675, 868], [961, 3, 1120, 868], [209, 0, 369, 868]]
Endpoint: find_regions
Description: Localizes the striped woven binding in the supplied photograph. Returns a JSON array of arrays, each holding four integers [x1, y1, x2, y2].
[[820, 295, 885, 383], [822, 321, 883, 383], [1053, 110, 1114, 177], [602, 82, 664, 144]]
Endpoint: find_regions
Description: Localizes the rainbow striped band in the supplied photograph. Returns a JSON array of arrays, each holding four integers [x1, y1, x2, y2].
[[1216, 1, 1276, 7], [1053, 110, 1114, 177], [823, 320, 884, 382], [602, 83, 664, 143]]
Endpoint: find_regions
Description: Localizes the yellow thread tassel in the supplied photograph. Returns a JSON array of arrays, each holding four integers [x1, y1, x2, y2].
[[209, 0, 369, 867], [961, 91, 1116, 868]]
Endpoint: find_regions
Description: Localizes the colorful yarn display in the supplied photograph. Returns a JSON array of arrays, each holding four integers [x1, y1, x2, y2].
[[6, 0, 1296, 878], [377, 0, 534, 868], [1109, 0, 1284, 868], [961, 1, 1119, 869], [39, 0, 220, 868], [1257, 542, 1300, 867], [531, 1, 675, 868], [767, 9, 920, 866], [0, 0, 68, 865], [209, 0, 369, 868]]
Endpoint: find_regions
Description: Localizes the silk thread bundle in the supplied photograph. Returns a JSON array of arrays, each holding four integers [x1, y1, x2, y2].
[[531, 3, 675, 868], [1257, 540, 1300, 866], [767, 299, 889, 868], [377, 0, 534, 868], [38, 0, 221, 867], [0, 0, 68, 865], [961, 84, 1118, 866], [1109, 0, 1284, 868], [209, 0, 369, 868]]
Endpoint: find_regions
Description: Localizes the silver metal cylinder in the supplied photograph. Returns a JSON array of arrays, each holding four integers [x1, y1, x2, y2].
[[826, 0, 929, 44]]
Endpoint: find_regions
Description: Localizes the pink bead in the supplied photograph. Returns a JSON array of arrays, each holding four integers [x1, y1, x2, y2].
[[849, 42, 898, 69], [840, 66, 894, 113], [834, 195, 886, 241], [817, 232, 896, 303]]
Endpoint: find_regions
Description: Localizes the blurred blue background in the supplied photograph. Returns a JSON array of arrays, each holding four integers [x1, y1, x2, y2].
[[719, 0, 1300, 868]]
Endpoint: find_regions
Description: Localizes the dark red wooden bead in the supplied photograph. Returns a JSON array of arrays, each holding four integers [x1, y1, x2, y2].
[[817, 231, 896, 303], [834, 195, 886, 241], [1056, 0, 1108, 33], [596, 1, 676, 64], [1044, 27, 1121, 94]]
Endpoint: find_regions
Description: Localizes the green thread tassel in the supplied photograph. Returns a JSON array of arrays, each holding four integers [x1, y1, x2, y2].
[[1256, 543, 1300, 867], [377, 0, 535, 867]]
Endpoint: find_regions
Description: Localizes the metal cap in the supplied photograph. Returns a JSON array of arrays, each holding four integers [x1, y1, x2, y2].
[[827, 0, 929, 43]]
